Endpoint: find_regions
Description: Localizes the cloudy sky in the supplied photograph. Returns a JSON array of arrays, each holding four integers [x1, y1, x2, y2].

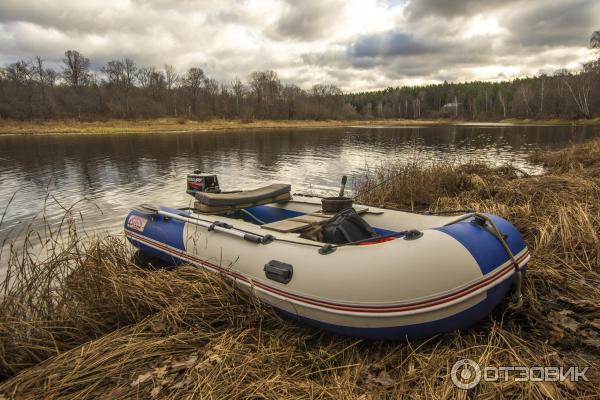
[[0, 0, 598, 91]]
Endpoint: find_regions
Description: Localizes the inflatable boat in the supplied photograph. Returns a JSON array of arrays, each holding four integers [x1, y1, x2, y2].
[[124, 172, 529, 340]]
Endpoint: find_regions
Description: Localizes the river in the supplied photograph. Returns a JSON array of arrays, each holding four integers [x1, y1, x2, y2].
[[1, 123, 599, 261]]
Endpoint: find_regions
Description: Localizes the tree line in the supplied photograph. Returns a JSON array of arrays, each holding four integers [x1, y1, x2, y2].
[[1, 31, 598, 121]]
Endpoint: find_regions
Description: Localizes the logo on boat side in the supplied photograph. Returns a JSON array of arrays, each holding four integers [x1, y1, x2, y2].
[[127, 215, 148, 232]]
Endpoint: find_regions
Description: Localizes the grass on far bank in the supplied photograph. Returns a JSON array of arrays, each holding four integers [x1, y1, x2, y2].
[[0, 117, 455, 135], [1, 139, 600, 398], [499, 117, 600, 126], [0, 116, 599, 135]]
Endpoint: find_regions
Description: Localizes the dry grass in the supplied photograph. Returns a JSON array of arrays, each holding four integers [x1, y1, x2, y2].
[[353, 158, 523, 210], [0, 118, 455, 135], [499, 117, 600, 126], [529, 139, 600, 176], [1, 140, 600, 398]]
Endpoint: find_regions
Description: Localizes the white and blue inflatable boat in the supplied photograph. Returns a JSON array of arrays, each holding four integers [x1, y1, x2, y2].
[[125, 172, 529, 340]]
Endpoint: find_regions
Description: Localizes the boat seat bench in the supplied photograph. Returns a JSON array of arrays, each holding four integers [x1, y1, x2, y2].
[[194, 184, 291, 213]]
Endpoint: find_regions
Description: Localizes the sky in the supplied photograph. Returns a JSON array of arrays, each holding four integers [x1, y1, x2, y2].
[[0, 0, 598, 91]]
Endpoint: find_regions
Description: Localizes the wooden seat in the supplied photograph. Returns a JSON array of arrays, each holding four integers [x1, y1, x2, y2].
[[259, 209, 371, 234]]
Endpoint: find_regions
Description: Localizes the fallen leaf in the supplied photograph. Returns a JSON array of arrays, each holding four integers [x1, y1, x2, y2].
[[559, 376, 576, 392], [556, 296, 595, 309], [208, 354, 222, 364], [372, 370, 395, 389], [171, 354, 199, 371], [578, 329, 600, 349], [100, 387, 128, 399], [160, 375, 175, 386], [131, 371, 153, 387], [407, 361, 415, 374], [171, 376, 193, 390], [195, 353, 223, 370], [153, 366, 168, 379], [150, 320, 167, 333], [538, 381, 559, 400], [548, 310, 579, 333], [548, 329, 564, 345], [150, 386, 162, 398]]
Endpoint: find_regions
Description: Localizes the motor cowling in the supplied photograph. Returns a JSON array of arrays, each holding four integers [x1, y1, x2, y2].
[[186, 170, 221, 197]]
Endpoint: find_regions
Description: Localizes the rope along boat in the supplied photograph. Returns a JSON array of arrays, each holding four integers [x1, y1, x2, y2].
[[124, 172, 529, 340]]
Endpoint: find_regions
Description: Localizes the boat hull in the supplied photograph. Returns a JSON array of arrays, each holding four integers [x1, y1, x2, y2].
[[124, 203, 529, 340]]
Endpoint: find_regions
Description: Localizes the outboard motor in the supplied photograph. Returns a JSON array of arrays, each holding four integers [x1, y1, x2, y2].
[[186, 170, 221, 197]]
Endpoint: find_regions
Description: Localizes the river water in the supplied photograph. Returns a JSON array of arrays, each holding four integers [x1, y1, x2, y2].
[[1, 123, 599, 259]]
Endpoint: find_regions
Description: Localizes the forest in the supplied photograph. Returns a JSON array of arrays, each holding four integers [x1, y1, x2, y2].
[[1, 31, 598, 122]]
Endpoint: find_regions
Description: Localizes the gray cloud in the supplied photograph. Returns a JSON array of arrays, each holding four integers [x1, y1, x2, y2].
[[404, 0, 523, 20], [0, 0, 596, 91], [271, 0, 346, 40], [504, 0, 599, 48]]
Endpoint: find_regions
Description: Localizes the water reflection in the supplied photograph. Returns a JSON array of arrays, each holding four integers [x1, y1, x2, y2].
[[0, 124, 599, 246]]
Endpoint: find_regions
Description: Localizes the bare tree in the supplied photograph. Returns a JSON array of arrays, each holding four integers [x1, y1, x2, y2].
[[45, 69, 58, 87], [62, 50, 90, 120], [62, 50, 90, 88], [163, 64, 178, 116], [102, 60, 127, 115], [564, 72, 593, 118], [518, 83, 534, 117], [539, 75, 545, 115], [6, 60, 34, 116], [123, 59, 136, 114], [282, 84, 303, 119], [33, 56, 54, 115], [164, 64, 178, 90], [183, 67, 206, 115], [249, 70, 280, 117], [584, 31, 600, 73], [591, 30, 600, 58], [136, 67, 152, 88], [231, 77, 243, 117], [6, 60, 32, 85], [102, 60, 125, 86]]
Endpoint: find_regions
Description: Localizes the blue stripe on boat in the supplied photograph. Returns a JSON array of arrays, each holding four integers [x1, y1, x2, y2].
[[434, 214, 527, 275], [126, 207, 186, 264], [372, 227, 400, 236]]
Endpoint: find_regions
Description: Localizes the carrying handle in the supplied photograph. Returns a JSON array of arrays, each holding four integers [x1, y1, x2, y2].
[[264, 260, 293, 284]]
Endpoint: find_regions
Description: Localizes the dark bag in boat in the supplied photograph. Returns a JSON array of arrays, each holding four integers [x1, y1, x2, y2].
[[321, 208, 379, 245]]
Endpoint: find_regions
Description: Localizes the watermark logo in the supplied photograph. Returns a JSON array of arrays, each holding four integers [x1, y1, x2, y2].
[[451, 359, 589, 389], [451, 358, 481, 389]]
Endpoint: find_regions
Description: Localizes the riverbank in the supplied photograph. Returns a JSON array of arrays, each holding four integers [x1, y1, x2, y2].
[[1, 140, 599, 398], [1, 116, 599, 135], [0, 118, 454, 135]]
